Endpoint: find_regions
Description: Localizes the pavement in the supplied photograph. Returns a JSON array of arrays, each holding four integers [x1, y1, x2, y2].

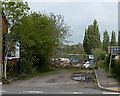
[[95, 68, 120, 92]]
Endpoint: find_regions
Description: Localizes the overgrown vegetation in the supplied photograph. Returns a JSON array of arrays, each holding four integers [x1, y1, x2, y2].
[[97, 57, 120, 81], [2, 0, 71, 79]]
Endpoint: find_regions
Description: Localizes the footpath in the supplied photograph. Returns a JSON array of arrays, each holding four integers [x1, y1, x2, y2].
[[95, 68, 120, 92]]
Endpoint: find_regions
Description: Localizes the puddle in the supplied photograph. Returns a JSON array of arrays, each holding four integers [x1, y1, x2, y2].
[[72, 72, 95, 82]]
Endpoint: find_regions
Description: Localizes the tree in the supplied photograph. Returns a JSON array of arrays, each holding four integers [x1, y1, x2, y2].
[[2, 0, 30, 30], [92, 48, 106, 62], [103, 30, 110, 51], [13, 12, 71, 73], [118, 30, 120, 46], [83, 29, 90, 54], [111, 31, 116, 46], [83, 20, 101, 54], [2, 0, 30, 78]]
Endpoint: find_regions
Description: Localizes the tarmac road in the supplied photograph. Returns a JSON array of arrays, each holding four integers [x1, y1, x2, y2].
[[1, 70, 120, 94]]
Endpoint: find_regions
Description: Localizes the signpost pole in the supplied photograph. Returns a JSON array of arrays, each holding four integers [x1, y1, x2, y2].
[[109, 51, 112, 75]]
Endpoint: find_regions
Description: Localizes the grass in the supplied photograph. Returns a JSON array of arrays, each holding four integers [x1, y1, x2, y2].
[[97, 60, 108, 71], [97, 60, 120, 81]]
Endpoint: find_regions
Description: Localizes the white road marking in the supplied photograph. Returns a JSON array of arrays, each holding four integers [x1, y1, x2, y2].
[[23, 91, 43, 94], [62, 92, 73, 94], [103, 92, 120, 94], [62, 91, 82, 94], [0, 90, 6, 93], [73, 92, 82, 94]]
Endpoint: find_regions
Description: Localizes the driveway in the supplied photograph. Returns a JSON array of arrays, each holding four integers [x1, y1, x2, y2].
[[2, 69, 117, 94]]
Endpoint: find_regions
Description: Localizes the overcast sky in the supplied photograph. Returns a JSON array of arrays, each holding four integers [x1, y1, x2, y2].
[[27, 1, 118, 45]]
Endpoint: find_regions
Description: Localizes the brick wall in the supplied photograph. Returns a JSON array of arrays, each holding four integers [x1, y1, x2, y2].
[[0, 14, 8, 75]]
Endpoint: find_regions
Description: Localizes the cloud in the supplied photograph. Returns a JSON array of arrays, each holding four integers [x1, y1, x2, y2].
[[28, 2, 118, 44]]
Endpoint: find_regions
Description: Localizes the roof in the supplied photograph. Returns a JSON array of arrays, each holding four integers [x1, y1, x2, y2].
[[108, 46, 120, 54]]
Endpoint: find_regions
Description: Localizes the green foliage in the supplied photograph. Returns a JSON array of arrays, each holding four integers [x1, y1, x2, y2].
[[7, 63, 17, 76], [114, 59, 120, 76], [118, 30, 120, 46], [97, 60, 108, 71], [56, 43, 85, 56], [2, 77, 10, 84], [103, 30, 110, 52], [83, 20, 101, 54], [92, 48, 106, 61], [2, 0, 30, 30], [12, 12, 71, 73], [111, 31, 116, 46]]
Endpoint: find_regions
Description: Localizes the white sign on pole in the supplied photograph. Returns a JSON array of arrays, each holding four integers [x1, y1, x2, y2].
[[89, 55, 94, 59], [15, 42, 20, 58]]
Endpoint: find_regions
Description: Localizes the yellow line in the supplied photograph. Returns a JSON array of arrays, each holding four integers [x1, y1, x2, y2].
[[105, 87, 120, 91]]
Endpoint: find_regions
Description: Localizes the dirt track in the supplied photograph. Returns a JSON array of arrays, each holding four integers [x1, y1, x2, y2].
[[8, 70, 96, 89]]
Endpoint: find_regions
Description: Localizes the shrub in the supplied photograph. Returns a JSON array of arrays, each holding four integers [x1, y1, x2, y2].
[[2, 77, 10, 84], [114, 59, 120, 75]]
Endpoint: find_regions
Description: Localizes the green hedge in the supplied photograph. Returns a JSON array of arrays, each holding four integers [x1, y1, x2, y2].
[[114, 59, 120, 75]]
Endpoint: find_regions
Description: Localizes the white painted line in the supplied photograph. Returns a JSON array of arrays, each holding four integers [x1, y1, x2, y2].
[[73, 92, 82, 94], [62, 91, 82, 94], [103, 92, 120, 94], [23, 91, 43, 94], [0, 90, 6, 93], [62, 92, 73, 94]]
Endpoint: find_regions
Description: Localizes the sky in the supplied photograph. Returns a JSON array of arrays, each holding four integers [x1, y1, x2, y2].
[[26, 1, 118, 45]]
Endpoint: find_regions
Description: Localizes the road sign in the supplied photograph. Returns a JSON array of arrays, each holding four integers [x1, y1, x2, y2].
[[89, 55, 94, 59]]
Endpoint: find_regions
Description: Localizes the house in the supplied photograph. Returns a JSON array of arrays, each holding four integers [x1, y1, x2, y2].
[[108, 46, 120, 59]]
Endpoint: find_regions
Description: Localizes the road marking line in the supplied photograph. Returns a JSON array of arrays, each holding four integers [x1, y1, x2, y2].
[[0, 90, 6, 93], [62, 92, 73, 94], [103, 92, 120, 94], [62, 91, 82, 94], [23, 91, 43, 94], [73, 92, 82, 94]]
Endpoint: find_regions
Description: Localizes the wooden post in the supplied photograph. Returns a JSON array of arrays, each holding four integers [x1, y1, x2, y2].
[[109, 52, 112, 74]]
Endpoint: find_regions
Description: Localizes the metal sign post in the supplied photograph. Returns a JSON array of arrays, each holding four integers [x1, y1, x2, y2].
[[109, 52, 112, 75], [15, 41, 20, 76]]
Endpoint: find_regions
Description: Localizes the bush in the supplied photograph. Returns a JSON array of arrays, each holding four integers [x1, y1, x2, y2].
[[2, 77, 10, 84], [7, 62, 18, 77], [97, 60, 108, 70], [114, 59, 120, 75]]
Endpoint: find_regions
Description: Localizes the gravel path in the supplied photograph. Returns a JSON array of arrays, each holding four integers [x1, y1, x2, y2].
[[4, 70, 97, 89]]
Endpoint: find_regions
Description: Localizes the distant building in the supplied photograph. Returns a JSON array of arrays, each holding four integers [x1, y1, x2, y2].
[[108, 46, 120, 59]]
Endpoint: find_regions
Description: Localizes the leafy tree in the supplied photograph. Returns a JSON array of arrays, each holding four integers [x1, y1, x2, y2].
[[103, 30, 110, 51], [92, 48, 106, 62], [83, 20, 101, 54], [111, 31, 116, 46], [118, 30, 120, 46], [58, 43, 85, 55], [2, 0, 30, 30], [13, 12, 71, 73]]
